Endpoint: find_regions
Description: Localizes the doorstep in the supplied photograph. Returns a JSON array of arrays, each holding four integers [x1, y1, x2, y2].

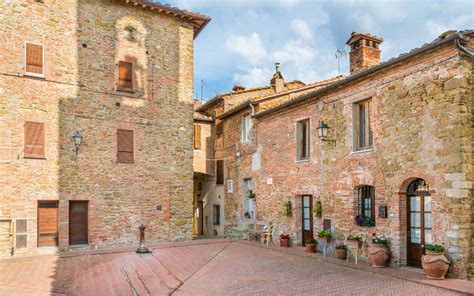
[[238, 240, 474, 295]]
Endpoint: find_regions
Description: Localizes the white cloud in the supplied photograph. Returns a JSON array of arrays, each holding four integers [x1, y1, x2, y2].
[[226, 33, 267, 65], [290, 19, 313, 41], [233, 67, 273, 88]]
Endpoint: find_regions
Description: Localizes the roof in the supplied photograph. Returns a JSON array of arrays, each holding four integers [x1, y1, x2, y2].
[[196, 80, 304, 113], [216, 75, 345, 120], [255, 30, 473, 119], [119, 0, 210, 38]]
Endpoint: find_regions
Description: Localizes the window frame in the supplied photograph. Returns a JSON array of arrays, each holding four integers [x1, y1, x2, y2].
[[213, 204, 221, 226], [116, 60, 135, 92], [116, 129, 135, 163], [296, 118, 310, 161], [24, 42, 45, 78], [356, 185, 375, 224], [24, 121, 46, 159], [353, 98, 373, 151], [241, 115, 251, 143]]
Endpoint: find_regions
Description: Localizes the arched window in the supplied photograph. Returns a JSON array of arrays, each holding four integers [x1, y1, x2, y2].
[[355, 185, 375, 227]]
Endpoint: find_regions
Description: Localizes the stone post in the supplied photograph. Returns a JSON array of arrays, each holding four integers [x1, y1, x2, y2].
[[136, 224, 151, 254]]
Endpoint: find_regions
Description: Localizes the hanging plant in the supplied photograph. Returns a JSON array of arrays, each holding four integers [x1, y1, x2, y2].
[[284, 200, 292, 217], [313, 200, 322, 218]]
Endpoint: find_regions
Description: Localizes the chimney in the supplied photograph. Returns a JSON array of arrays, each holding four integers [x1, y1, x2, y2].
[[346, 32, 383, 74], [270, 62, 285, 93], [232, 85, 246, 92]]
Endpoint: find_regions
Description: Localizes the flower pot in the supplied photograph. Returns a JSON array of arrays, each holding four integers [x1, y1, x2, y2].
[[347, 240, 362, 249], [316, 237, 331, 245], [369, 243, 390, 267], [336, 249, 347, 259], [279, 238, 290, 247], [421, 251, 450, 279], [305, 243, 316, 253]]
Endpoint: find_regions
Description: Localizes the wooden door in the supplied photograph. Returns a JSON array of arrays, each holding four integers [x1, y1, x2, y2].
[[38, 201, 58, 247], [69, 201, 88, 245], [407, 194, 432, 267], [302, 195, 313, 246]]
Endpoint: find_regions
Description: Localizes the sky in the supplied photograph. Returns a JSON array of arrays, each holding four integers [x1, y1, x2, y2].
[[166, 0, 473, 101]]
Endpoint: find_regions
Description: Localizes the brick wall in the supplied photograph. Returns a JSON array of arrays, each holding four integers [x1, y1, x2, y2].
[[0, 0, 197, 254]]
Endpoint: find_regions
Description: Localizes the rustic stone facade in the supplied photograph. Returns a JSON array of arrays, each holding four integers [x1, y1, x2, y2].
[[0, 0, 208, 255]]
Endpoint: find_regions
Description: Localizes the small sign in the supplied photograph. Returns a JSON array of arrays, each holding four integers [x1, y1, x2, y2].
[[388, 212, 395, 218], [267, 178, 273, 185]]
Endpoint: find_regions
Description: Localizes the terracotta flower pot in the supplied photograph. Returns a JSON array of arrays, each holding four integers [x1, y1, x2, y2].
[[347, 240, 362, 249], [306, 243, 316, 253], [369, 243, 390, 267], [279, 238, 290, 247], [422, 251, 450, 279], [336, 249, 347, 259]]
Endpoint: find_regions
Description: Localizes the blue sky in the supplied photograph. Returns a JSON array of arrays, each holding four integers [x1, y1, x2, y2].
[[167, 0, 473, 101]]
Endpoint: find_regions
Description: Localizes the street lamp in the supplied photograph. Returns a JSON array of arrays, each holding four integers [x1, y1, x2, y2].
[[72, 131, 83, 156], [317, 121, 336, 146]]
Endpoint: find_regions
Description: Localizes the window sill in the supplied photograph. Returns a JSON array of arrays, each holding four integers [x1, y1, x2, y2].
[[116, 161, 135, 164], [116, 87, 136, 94], [24, 156, 47, 160], [351, 148, 374, 155], [24, 72, 45, 79], [295, 158, 310, 163]]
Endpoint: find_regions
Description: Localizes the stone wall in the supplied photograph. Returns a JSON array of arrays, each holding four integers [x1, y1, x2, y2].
[[253, 42, 473, 279], [0, 0, 197, 254]]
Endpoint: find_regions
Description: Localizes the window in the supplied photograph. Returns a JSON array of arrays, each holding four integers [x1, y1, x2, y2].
[[241, 115, 251, 143], [226, 179, 233, 193], [353, 99, 373, 151], [25, 42, 44, 77], [213, 204, 220, 225], [117, 129, 134, 162], [216, 121, 223, 138], [296, 119, 310, 161], [117, 61, 133, 90], [15, 219, 27, 249], [355, 186, 375, 227], [216, 160, 224, 184], [193, 124, 202, 149], [24, 121, 45, 158]]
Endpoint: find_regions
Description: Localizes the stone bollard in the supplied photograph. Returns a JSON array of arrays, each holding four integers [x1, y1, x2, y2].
[[136, 224, 151, 254]]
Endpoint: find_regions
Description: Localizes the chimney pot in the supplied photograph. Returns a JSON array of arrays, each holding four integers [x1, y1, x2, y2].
[[346, 32, 383, 74]]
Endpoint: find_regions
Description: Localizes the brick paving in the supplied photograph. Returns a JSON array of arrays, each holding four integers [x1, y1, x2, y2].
[[0, 240, 471, 296]]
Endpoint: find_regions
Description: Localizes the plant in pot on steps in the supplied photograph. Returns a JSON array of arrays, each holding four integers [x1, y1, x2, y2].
[[279, 233, 290, 247], [346, 235, 362, 249], [422, 244, 450, 279], [368, 233, 390, 267], [316, 230, 331, 246], [305, 239, 316, 253], [335, 243, 348, 259]]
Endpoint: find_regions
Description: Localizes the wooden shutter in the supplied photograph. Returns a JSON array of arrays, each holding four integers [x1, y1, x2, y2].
[[216, 160, 224, 184], [117, 129, 134, 162], [26, 43, 43, 75], [194, 124, 202, 149], [24, 122, 45, 158], [118, 61, 133, 89]]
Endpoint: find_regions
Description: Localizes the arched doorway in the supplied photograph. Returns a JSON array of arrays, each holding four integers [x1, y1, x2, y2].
[[407, 178, 432, 267]]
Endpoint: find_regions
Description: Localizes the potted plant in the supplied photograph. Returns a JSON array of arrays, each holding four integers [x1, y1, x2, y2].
[[346, 235, 362, 249], [355, 215, 375, 227], [279, 233, 290, 247], [316, 230, 331, 245], [368, 233, 390, 267], [305, 239, 316, 253], [421, 244, 450, 279], [312, 200, 322, 218], [335, 243, 348, 259]]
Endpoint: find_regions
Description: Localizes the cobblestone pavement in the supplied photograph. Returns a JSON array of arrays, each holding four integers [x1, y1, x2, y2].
[[0, 241, 469, 296]]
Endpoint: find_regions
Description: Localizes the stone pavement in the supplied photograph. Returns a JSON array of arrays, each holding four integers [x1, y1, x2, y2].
[[0, 239, 472, 296]]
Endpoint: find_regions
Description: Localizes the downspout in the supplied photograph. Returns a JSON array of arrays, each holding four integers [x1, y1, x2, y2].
[[248, 101, 255, 116], [455, 33, 474, 59]]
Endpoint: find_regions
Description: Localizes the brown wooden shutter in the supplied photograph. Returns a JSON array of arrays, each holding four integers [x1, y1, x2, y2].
[[194, 124, 202, 149], [216, 160, 224, 184], [118, 61, 133, 89], [26, 43, 43, 75], [24, 122, 45, 158], [117, 129, 134, 162]]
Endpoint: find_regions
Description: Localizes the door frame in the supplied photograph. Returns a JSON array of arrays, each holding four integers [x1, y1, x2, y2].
[[69, 201, 89, 246], [301, 195, 313, 246], [37, 200, 59, 247]]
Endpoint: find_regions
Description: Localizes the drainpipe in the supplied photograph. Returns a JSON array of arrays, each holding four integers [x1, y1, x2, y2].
[[455, 33, 474, 59], [248, 101, 255, 116]]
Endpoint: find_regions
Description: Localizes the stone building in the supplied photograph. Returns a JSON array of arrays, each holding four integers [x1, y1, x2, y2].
[[0, 0, 209, 255], [197, 30, 473, 279]]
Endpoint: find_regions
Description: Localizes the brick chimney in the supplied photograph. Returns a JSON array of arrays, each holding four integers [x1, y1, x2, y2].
[[346, 32, 383, 74], [270, 62, 285, 93]]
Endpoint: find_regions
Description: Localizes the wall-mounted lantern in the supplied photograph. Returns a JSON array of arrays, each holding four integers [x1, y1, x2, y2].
[[317, 121, 336, 146], [72, 131, 83, 156]]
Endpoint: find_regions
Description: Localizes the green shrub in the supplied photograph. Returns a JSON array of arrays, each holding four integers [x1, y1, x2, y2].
[[306, 239, 316, 244], [425, 244, 444, 253], [336, 244, 347, 250], [347, 235, 361, 241], [317, 230, 331, 238]]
